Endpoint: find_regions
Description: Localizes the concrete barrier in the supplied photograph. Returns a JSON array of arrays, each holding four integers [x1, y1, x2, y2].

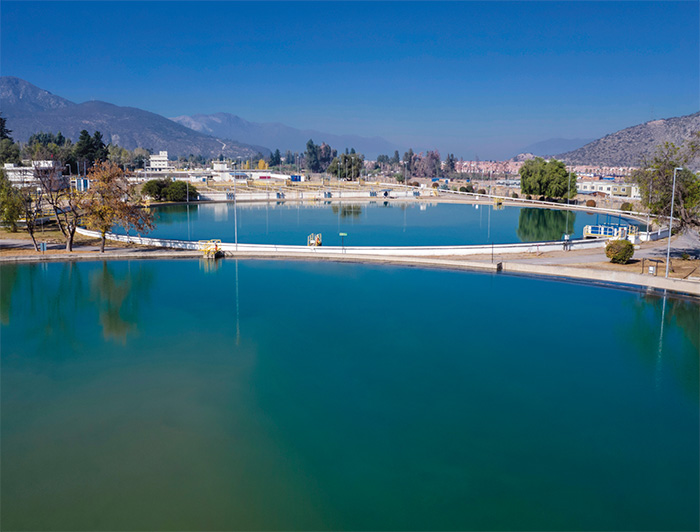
[[76, 227, 607, 256]]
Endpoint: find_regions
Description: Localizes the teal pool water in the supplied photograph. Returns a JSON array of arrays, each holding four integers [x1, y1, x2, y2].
[[129, 202, 640, 246], [1, 260, 698, 531]]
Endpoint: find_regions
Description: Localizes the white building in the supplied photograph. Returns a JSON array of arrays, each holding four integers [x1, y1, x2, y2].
[[577, 179, 640, 199], [3, 161, 65, 188], [147, 151, 173, 172]]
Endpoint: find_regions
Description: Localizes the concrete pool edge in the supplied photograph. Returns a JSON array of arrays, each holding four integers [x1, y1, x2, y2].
[[3, 233, 698, 298]]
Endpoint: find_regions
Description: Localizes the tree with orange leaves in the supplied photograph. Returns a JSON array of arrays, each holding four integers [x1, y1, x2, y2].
[[81, 161, 153, 252]]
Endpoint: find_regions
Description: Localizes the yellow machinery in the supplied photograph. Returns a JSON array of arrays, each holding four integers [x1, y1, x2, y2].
[[199, 239, 222, 258]]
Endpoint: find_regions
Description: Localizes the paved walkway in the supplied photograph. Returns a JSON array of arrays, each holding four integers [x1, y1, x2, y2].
[[494, 229, 700, 266]]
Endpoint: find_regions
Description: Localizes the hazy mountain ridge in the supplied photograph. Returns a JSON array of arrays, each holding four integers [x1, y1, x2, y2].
[[0, 77, 268, 158], [557, 112, 700, 167], [170, 112, 398, 159], [519, 137, 594, 158]]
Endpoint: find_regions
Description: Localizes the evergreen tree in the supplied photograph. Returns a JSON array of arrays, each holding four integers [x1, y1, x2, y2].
[[0, 114, 12, 141]]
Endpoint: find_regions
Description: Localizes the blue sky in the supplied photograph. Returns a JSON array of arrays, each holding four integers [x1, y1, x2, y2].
[[1, 1, 698, 159]]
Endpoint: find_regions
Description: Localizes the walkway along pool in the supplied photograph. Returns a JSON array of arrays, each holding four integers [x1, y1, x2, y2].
[[1, 259, 698, 531]]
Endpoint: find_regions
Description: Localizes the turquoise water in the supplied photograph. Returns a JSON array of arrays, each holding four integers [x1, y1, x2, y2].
[[1, 260, 698, 531], [128, 202, 640, 246]]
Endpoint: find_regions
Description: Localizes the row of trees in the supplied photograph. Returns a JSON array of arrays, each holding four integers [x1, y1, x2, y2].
[[0, 162, 152, 252]]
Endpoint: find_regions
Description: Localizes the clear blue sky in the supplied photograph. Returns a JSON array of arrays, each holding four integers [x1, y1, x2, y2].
[[2, 1, 698, 159]]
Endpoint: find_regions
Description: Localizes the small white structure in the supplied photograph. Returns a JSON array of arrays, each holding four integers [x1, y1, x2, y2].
[[147, 151, 173, 172]]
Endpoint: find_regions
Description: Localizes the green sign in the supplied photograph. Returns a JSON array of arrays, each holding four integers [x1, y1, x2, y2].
[[339, 233, 347, 237]]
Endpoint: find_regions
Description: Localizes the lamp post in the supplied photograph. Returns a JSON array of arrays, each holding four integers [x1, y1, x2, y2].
[[665, 167, 682, 278]]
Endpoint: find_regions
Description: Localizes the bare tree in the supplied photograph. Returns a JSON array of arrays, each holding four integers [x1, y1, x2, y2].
[[16, 186, 44, 251], [34, 163, 82, 251]]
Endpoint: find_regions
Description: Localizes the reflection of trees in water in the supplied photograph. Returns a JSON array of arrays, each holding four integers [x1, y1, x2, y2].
[[331, 204, 363, 218], [516, 208, 575, 242], [626, 294, 699, 399], [17, 262, 89, 354], [1, 264, 19, 325], [90, 262, 154, 343]]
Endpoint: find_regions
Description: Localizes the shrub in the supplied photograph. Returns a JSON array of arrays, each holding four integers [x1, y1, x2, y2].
[[605, 239, 634, 264], [459, 186, 468, 192], [142, 179, 170, 201], [409, 181, 420, 187], [538, 196, 546, 201], [512, 193, 519, 198], [620, 202, 633, 212], [431, 182, 439, 188], [526, 195, 532, 200], [477, 188, 486, 195], [163, 181, 198, 202], [586, 199, 596, 208], [466, 184, 474, 192]]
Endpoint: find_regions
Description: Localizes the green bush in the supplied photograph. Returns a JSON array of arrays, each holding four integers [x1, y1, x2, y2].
[[459, 186, 468, 192], [586, 199, 596, 208], [477, 188, 486, 195], [142, 179, 170, 201], [163, 181, 198, 202], [605, 239, 634, 264], [526, 195, 532, 200], [512, 193, 519, 198], [620, 202, 633, 212], [466, 184, 474, 192]]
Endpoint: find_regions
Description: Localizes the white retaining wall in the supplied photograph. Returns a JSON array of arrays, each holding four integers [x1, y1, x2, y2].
[[76, 227, 606, 256]]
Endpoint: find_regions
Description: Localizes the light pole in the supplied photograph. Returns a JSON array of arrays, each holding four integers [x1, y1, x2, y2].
[[665, 167, 682, 278]]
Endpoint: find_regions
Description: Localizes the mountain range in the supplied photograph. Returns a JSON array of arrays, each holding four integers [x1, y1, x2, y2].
[[0, 77, 268, 158], [2, 76, 698, 166], [171, 113, 398, 159], [556, 112, 700, 167]]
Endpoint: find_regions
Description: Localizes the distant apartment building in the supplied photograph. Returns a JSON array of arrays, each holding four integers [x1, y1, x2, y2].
[[147, 151, 173, 172]]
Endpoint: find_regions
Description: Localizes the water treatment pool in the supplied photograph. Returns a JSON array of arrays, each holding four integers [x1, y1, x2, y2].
[[128, 202, 641, 246], [1, 260, 697, 531]]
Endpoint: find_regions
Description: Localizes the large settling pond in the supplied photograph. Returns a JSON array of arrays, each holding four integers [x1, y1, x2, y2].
[[1, 260, 698, 531], [132, 202, 641, 246]]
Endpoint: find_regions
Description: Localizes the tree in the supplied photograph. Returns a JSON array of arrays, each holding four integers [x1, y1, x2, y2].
[[0, 113, 12, 141], [0, 170, 22, 232], [444, 153, 456, 175], [163, 180, 198, 202], [35, 163, 82, 251], [417, 150, 441, 178], [519, 157, 576, 199], [0, 138, 21, 165], [15, 186, 44, 251], [633, 134, 700, 228], [81, 161, 154, 252], [328, 153, 364, 180], [142, 179, 170, 201], [306, 139, 322, 173], [269, 149, 282, 167], [257, 158, 268, 170]]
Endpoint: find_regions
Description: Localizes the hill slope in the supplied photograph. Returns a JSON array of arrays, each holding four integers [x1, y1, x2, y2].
[[0, 77, 268, 158], [171, 112, 398, 159], [557, 112, 700, 166]]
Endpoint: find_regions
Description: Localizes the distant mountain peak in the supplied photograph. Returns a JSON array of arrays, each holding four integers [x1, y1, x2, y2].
[[0, 76, 75, 115]]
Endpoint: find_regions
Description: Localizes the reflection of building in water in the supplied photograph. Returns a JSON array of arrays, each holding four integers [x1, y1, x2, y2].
[[212, 203, 229, 222]]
